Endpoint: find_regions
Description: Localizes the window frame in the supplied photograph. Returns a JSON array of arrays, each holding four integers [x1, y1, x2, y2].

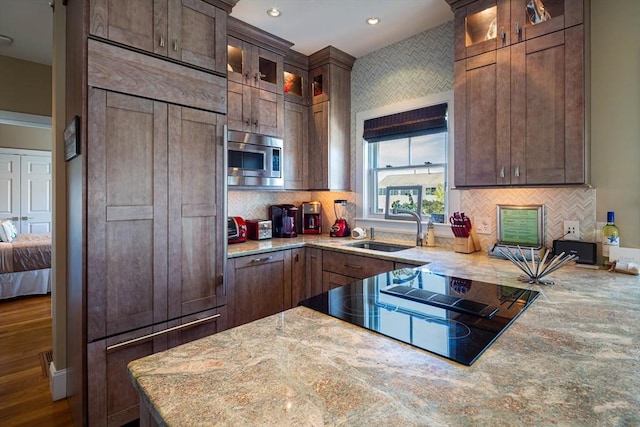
[[354, 91, 459, 237]]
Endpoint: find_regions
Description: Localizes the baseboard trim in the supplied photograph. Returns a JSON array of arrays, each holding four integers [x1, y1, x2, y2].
[[49, 362, 67, 401]]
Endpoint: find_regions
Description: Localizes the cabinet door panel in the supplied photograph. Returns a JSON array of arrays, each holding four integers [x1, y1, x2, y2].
[[284, 101, 308, 189], [87, 89, 168, 341], [290, 248, 306, 307], [511, 28, 583, 184], [308, 102, 329, 189], [306, 247, 323, 299], [230, 251, 290, 327], [227, 81, 250, 132], [169, 0, 226, 73], [254, 89, 284, 137], [90, 0, 157, 53], [87, 330, 168, 427], [168, 106, 226, 319]]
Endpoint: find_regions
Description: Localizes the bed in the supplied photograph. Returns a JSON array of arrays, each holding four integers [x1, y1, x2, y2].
[[0, 233, 52, 299]]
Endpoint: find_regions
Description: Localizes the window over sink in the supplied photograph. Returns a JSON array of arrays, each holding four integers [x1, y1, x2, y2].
[[355, 91, 458, 234]]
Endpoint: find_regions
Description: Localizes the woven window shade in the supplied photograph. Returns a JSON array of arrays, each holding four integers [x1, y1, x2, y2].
[[363, 103, 447, 142]]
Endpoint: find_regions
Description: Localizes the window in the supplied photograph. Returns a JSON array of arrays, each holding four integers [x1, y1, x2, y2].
[[363, 103, 448, 224]]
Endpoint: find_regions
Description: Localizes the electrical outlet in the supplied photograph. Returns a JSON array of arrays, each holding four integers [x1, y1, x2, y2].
[[563, 220, 580, 240], [475, 216, 491, 235]]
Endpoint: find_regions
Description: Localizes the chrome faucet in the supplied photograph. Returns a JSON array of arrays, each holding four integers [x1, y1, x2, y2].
[[392, 207, 423, 246]]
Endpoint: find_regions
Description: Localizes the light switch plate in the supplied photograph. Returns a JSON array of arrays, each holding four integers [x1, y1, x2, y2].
[[475, 216, 491, 234]]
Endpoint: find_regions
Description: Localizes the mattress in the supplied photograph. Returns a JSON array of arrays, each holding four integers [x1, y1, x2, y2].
[[0, 233, 52, 274]]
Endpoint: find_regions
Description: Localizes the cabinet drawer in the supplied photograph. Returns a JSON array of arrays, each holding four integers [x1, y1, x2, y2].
[[322, 250, 393, 279], [233, 250, 285, 269]]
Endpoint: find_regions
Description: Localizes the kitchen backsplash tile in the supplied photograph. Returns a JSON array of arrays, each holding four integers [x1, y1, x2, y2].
[[460, 187, 597, 250], [228, 190, 356, 232]]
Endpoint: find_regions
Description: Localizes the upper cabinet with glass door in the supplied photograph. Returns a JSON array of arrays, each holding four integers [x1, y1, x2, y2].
[[511, 0, 584, 42], [227, 36, 283, 93], [449, 0, 584, 60]]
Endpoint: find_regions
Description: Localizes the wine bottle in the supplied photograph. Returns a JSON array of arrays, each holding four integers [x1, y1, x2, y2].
[[602, 211, 620, 266]]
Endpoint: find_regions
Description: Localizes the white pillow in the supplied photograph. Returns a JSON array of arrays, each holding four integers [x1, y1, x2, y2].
[[0, 222, 7, 242], [1, 220, 17, 242]]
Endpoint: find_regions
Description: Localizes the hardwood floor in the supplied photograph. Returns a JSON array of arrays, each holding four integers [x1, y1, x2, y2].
[[0, 295, 74, 427]]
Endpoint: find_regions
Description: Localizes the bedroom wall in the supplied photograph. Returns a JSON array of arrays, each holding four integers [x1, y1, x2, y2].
[[0, 124, 51, 151], [0, 55, 52, 117]]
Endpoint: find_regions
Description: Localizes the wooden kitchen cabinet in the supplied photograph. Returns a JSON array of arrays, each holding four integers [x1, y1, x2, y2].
[[86, 88, 226, 425], [290, 248, 306, 307], [227, 34, 284, 93], [227, 18, 291, 138], [284, 101, 308, 189], [305, 247, 324, 299], [87, 89, 226, 340], [228, 80, 284, 137], [284, 50, 310, 105], [451, 0, 585, 186], [227, 250, 293, 327], [307, 47, 355, 191], [321, 250, 394, 292], [449, 0, 584, 61], [89, 0, 230, 74]]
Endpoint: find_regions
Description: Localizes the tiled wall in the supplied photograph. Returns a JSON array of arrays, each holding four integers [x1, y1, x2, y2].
[[228, 190, 355, 232], [229, 19, 598, 251]]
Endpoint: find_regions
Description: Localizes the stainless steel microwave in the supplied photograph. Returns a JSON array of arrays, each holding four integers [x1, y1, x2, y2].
[[227, 130, 283, 188]]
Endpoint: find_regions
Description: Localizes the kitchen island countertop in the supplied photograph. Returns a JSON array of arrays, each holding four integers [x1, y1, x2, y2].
[[129, 241, 640, 426]]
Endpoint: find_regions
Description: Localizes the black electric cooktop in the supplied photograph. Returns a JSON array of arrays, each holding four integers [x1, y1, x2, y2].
[[299, 267, 540, 366]]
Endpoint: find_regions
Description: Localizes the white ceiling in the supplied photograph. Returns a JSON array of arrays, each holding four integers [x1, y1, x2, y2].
[[0, 0, 53, 65], [0, 0, 453, 66], [230, 0, 453, 57]]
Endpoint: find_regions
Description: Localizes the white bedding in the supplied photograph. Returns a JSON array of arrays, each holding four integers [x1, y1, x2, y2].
[[0, 268, 51, 299]]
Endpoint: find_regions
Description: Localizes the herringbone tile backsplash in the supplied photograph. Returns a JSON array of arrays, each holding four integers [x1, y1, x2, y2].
[[460, 187, 597, 250]]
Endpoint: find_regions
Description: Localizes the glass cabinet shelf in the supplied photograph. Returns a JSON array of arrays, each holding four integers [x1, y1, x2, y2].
[[284, 71, 303, 97], [228, 45, 243, 74], [465, 6, 497, 47]]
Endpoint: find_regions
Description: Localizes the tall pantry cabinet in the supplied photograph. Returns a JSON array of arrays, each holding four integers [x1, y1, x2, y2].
[[65, 1, 237, 425], [448, 0, 586, 186]]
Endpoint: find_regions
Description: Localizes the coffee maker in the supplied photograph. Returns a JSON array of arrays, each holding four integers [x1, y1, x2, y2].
[[301, 201, 322, 234], [270, 204, 298, 238]]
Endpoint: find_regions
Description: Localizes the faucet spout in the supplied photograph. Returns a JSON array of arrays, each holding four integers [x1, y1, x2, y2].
[[391, 207, 423, 246]]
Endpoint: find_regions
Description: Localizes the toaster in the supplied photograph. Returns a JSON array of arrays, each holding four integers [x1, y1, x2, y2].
[[227, 217, 247, 243], [245, 219, 272, 240]]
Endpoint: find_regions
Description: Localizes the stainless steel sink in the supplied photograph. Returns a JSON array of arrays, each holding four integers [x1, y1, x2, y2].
[[345, 241, 413, 252]]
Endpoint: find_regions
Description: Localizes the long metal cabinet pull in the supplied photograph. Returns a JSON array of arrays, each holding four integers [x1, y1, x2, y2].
[[159, 34, 165, 47], [106, 314, 221, 352], [251, 256, 273, 263], [344, 264, 363, 269]]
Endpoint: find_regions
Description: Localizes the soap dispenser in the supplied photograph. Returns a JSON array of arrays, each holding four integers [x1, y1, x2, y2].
[[425, 216, 435, 247]]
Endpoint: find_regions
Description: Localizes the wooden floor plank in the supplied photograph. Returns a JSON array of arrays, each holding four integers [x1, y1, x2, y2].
[[0, 295, 74, 426]]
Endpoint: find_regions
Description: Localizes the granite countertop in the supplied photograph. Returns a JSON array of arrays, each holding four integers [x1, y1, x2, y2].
[[130, 238, 640, 426]]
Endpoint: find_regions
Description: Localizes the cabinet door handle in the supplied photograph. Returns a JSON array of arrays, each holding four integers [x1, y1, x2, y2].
[[499, 166, 505, 178], [159, 34, 165, 48], [251, 256, 273, 263], [106, 314, 221, 352], [344, 264, 363, 270], [253, 119, 259, 127], [514, 21, 521, 35], [173, 39, 179, 51], [20, 216, 34, 220], [514, 165, 520, 177], [3, 216, 19, 221], [254, 72, 260, 84], [500, 27, 506, 44]]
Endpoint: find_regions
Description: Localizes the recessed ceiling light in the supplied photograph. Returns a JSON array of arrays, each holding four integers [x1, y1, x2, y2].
[[266, 8, 281, 17], [0, 34, 14, 45], [366, 17, 380, 25]]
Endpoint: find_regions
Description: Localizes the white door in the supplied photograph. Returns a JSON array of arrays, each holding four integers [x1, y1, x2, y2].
[[20, 154, 52, 233], [0, 154, 21, 224]]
